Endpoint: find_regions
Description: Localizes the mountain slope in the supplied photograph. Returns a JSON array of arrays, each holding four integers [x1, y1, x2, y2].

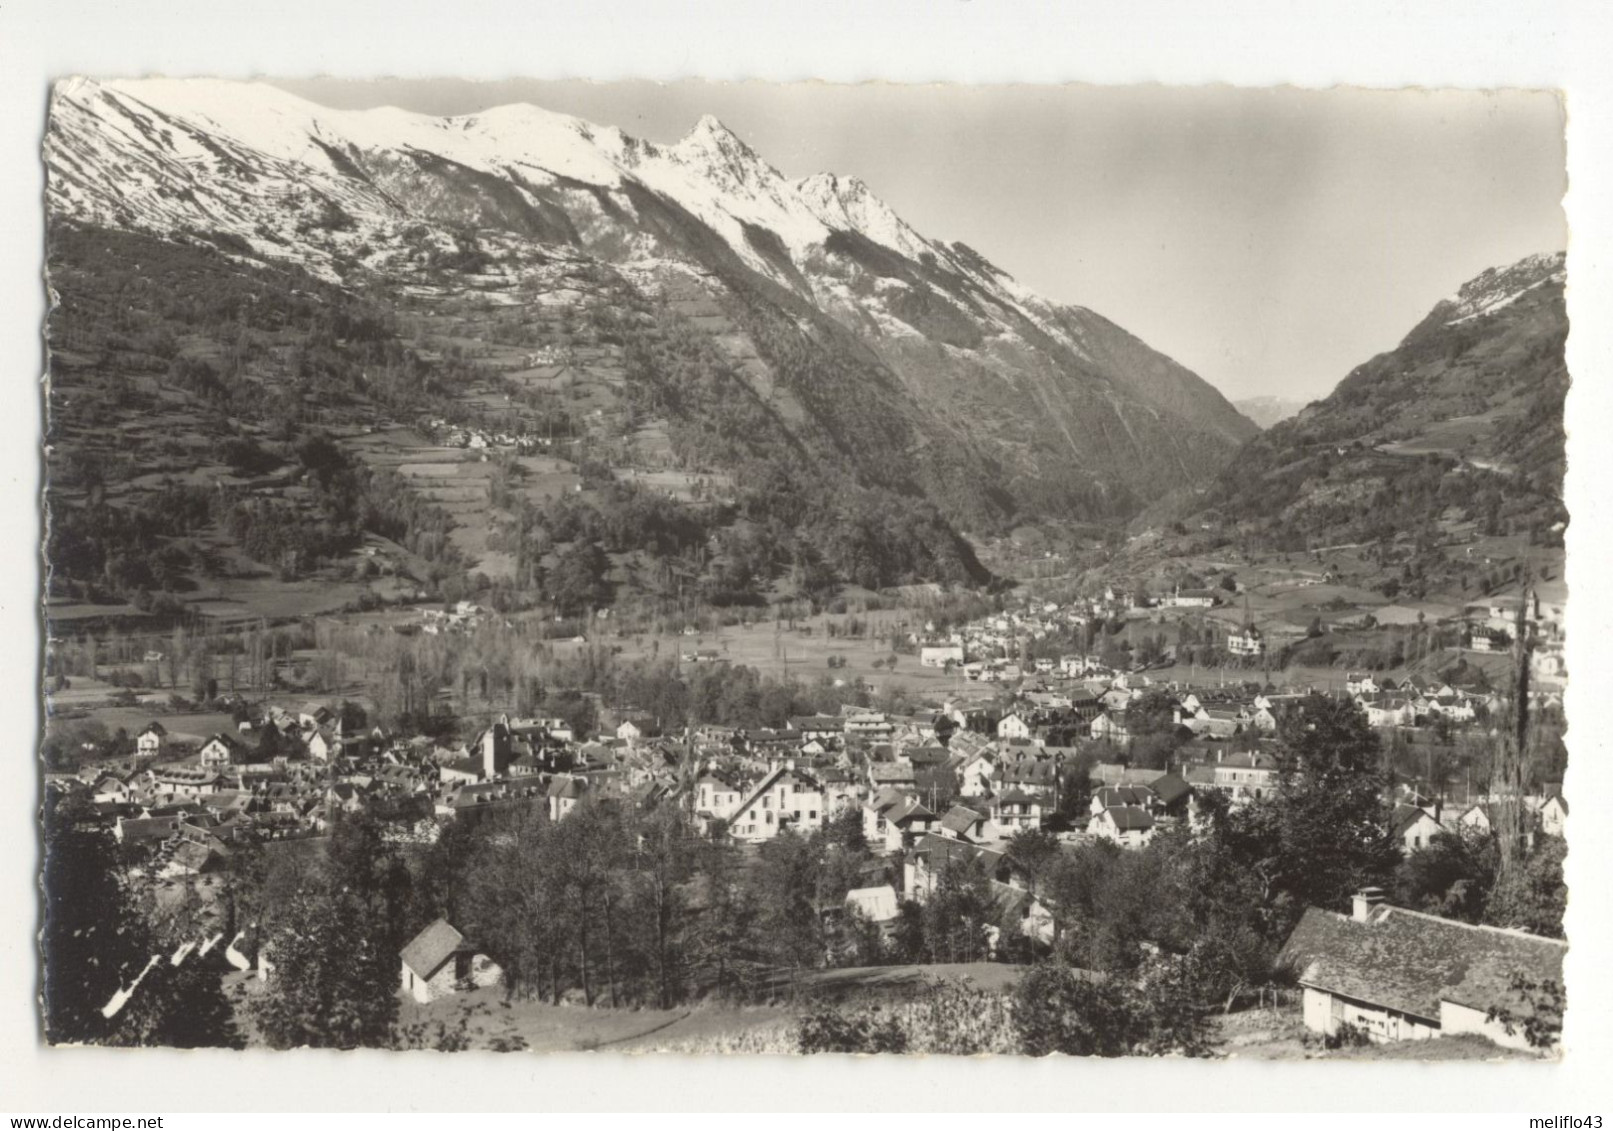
[[1187, 251, 1568, 551], [46, 77, 1255, 542]]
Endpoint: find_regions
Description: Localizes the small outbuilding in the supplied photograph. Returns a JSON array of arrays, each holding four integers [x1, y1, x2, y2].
[[1279, 889, 1566, 1049], [399, 918, 503, 1004]]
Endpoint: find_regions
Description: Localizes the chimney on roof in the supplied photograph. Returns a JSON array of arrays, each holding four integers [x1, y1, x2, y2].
[[1352, 887, 1386, 923]]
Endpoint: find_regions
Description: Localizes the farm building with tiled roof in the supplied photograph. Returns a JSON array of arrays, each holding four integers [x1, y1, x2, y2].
[[1278, 890, 1566, 1050]]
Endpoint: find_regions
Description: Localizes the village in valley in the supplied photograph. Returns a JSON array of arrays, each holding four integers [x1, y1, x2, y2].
[[37, 78, 1571, 1059], [42, 550, 1569, 1054]]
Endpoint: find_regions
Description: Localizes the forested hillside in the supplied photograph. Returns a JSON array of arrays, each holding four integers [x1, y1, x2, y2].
[[1187, 252, 1568, 552]]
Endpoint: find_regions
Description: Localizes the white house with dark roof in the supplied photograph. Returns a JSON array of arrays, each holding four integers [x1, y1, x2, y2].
[[399, 919, 503, 1004], [1279, 889, 1566, 1050], [728, 766, 825, 843], [1392, 804, 1445, 853], [1089, 784, 1158, 818], [547, 774, 589, 821], [938, 803, 993, 843], [1087, 804, 1155, 848], [136, 722, 167, 758], [996, 713, 1033, 741], [863, 789, 940, 853], [198, 733, 245, 771]]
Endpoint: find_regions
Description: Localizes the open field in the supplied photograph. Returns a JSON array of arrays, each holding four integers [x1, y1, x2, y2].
[[558, 611, 993, 699], [394, 988, 796, 1054], [224, 961, 1026, 1053], [184, 574, 373, 623], [227, 973, 1534, 1058]]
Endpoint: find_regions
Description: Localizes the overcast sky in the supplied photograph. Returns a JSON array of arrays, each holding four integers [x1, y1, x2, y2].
[[275, 79, 1566, 403]]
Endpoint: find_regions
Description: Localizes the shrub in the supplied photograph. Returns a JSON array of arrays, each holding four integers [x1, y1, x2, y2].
[[797, 1005, 909, 1054], [1324, 1020, 1373, 1050], [794, 981, 1016, 1055]]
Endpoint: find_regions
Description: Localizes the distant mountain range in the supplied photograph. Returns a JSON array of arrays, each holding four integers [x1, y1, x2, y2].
[[1188, 250, 1568, 550], [46, 77, 1256, 552], [1233, 396, 1308, 430]]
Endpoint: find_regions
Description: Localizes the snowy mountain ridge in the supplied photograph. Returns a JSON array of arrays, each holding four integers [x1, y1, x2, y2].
[[46, 76, 1260, 533], [1439, 251, 1567, 328], [51, 79, 1015, 328]]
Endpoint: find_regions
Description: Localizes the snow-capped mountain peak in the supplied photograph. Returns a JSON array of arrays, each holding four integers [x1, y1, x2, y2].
[[1441, 250, 1567, 326], [795, 171, 931, 261], [45, 75, 1262, 535]]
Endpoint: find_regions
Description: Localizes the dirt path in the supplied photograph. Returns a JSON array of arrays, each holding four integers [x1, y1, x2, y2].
[[586, 1010, 693, 1049]]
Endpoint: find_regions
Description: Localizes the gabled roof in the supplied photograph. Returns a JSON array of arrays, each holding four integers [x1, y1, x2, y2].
[[731, 765, 789, 820], [1090, 763, 1168, 788], [1101, 805, 1155, 831], [940, 805, 986, 836], [1150, 772, 1193, 807], [904, 746, 951, 767], [1218, 750, 1278, 771], [888, 796, 937, 825], [1391, 804, 1441, 837], [1094, 785, 1154, 809], [547, 775, 588, 800], [913, 831, 1006, 877], [997, 759, 1058, 787], [1278, 904, 1567, 1023], [788, 715, 845, 731], [401, 918, 473, 980]]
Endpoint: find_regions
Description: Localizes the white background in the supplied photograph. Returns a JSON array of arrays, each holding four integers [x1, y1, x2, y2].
[[1, 0, 1610, 1113]]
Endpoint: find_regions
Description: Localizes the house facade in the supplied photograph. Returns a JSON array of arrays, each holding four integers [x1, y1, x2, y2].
[[399, 919, 503, 1004], [1087, 805, 1155, 848], [728, 767, 826, 843], [1392, 804, 1445, 853], [1279, 890, 1567, 1050], [136, 723, 166, 758]]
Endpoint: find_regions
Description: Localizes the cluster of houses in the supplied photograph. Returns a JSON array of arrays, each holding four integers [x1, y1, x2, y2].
[[420, 600, 490, 635], [1341, 672, 1500, 728], [52, 657, 1569, 1050], [421, 415, 545, 454], [910, 583, 1273, 685]]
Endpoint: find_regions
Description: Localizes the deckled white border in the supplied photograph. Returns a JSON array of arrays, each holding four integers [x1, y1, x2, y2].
[[2, 0, 1610, 1114]]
